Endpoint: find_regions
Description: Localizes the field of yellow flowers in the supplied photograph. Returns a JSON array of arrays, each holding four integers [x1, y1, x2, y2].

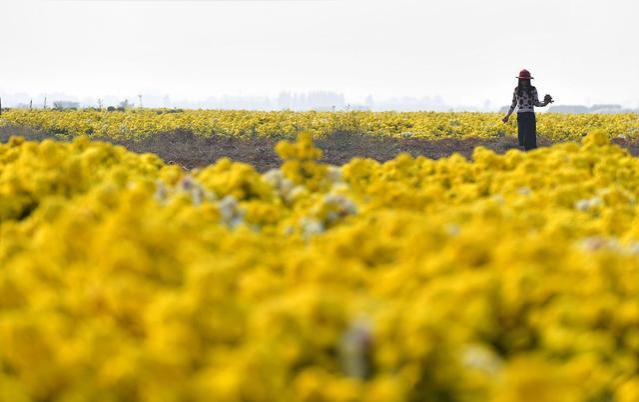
[[1, 131, 639, 402], [1, 109, 638, 141]]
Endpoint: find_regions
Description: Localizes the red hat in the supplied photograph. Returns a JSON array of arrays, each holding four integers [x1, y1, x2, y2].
[[516, 69, 534, 79]]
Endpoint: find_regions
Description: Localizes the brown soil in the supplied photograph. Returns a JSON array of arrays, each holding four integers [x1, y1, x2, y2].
[[2, 126, 638, 172]]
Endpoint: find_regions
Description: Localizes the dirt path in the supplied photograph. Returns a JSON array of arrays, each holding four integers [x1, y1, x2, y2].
[[2, 126, 638, 172], [110, 131, 537, 171]]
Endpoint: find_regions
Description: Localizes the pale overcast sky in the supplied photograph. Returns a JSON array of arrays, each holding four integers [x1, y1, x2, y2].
[[1, 0, 637, 108]]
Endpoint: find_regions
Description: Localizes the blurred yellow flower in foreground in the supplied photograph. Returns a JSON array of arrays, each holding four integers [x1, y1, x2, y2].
[[1, 131, 639, 401]]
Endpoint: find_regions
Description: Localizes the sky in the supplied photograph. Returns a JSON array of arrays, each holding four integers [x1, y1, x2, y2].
[[0, 0, 638, 108]]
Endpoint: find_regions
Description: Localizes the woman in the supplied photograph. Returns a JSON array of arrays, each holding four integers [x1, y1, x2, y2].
[[502, 69, 553, 150]]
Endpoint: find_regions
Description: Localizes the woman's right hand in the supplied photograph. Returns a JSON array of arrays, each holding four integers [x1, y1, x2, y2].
[[502, 115, 509, 123]]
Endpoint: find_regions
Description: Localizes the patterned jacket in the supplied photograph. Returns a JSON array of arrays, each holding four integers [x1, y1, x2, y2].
[[508, 86, 544, 114]]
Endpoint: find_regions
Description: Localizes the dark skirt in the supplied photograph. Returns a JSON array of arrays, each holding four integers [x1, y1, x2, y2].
[[517, 112, 537, 150]]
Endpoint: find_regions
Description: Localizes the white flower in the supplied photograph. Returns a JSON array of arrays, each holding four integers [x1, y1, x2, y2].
[[517, 186, 532, 196], [288, 186, 308, 203], [626, 242, 639, 255], [322, 194, 358, 224], [179, 175, 196, 192], [462, 344, 502, 374], [301, 218, 325, 238], [177, 175, 215, 205], [445, 224, 460, 236], [578, 236, 608, 251], [340, 317, 373, 379], [575, 197, 601, 211], [578, 236, 621, 252], [263, 169, 295, 200], [326, 166, 344, 183], [218, 195, 244, 228], [154, 181, 168, 204]]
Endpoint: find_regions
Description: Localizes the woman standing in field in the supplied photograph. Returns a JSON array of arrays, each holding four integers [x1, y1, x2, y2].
[[502, 69, 553, 150]]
